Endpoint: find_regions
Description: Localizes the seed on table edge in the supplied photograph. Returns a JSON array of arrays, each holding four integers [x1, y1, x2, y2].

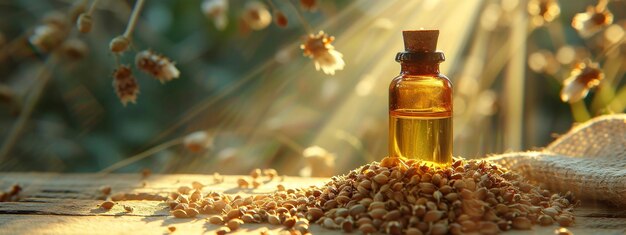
[[167, 226, 176, 232], [349, 204, 366, 216], [252, 181, 261, 189], [479, 221, 500, 234], [538, 215, 554, 226], [227, 218, 243, 230], [295, 223, 309, 234], [100, 201, 115, 210], [209, 215, 224, 224], [123, 205, 133, 212], [358, 223, 376, 234], [185, 208, 199, 217], [241, 214, 256, 223], [405, 227, 423, 235], [226, 209, 242, 220], [172, 209, 188, 218], [268, 215, 281, 225], [237, 178, 249, 188], [322, 218, 336, 229], [341, 219, 353, 233], [250, 168, 262, 179], [283, 217, 296, 228], [306, 207, 324, 221], [556, 215, 573, 226], [216, 226, 230, 235], [512, 217, 532, 230]]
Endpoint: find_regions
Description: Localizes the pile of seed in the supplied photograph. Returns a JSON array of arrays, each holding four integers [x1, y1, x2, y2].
[[167, 157, 576, 234]]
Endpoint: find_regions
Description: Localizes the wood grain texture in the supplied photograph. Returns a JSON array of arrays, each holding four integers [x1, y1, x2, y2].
[[0, 173, 625, 235]]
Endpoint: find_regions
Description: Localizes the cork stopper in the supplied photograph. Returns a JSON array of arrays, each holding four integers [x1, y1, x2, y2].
[[402, 30, 439, 52]]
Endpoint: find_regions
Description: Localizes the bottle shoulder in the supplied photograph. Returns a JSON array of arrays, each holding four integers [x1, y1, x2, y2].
[[390, 74, 452, 89]]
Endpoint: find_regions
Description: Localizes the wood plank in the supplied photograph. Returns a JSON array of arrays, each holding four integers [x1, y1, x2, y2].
[[0, 173, 625, 234]]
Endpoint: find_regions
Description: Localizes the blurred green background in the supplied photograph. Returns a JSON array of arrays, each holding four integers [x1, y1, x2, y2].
[[0, 0, 624, 175]]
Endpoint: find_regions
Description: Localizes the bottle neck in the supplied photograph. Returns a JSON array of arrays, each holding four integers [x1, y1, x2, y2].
[[400, 62, 440, 75]]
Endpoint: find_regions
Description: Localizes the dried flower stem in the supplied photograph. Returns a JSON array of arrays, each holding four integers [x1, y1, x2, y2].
[[99, 138, 183, 174], [87, 0, 100, 15], [595, 0, 608, 10], [286, 0, 313, 33], [569, 100, 591, 122], [0, 56, 57, 165], [123, 0, 146, 38], [265, 0, 278, 11]]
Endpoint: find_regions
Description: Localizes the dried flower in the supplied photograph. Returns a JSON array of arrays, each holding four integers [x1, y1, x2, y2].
[[300, 0, 317, 11], [29, 14, 68, 54], [274, 11, 288, 28], [109, 36, 130, 53], [560, 61, 604, 103], [242, 1, 272, 31], [300, 31, 345, 75], [135, 50, 180, 83], [202, 0, 228, 30], [527, 0, 560, 27], [76, 13, 93, 33], [112, 65, 140, 106], [183, 131, 213, 153], [572, 4, 613, 38]]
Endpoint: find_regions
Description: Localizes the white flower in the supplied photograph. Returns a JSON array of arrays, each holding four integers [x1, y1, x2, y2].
[[202, 0, 228, 31], [560, 61, 604, 103], [300, 31, 346, 75], [572, 5, 613, 38], [135, 50, 180, 83], [242, 1, 272, 31]]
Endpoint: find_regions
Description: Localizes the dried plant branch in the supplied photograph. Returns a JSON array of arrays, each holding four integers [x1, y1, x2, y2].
[[99, 138, 183, 174], [123, 0, 146, 39], [87, 0, 100, 15], [0, 56, 58, 164], [286, 0, 313, 34]]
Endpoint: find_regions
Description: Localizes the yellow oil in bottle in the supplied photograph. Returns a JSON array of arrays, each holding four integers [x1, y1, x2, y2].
[[389, 110, 452, 164], [388, 30, 453, 165]]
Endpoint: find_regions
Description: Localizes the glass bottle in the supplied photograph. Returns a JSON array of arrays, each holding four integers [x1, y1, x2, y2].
[[388, 30, 453, 165]]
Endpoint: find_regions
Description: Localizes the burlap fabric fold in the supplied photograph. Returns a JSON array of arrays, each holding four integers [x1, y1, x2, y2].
[[484, 114, 626, 207]]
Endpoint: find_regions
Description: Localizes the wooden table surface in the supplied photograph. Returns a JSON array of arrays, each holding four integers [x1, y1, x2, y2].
[[0, 173, 624, 235]]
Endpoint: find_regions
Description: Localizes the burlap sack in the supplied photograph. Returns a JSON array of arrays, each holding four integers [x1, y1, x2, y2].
[[484, 114, 626, 207]]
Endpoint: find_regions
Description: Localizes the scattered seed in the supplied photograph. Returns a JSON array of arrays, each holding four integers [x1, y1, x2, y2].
[[209, 215, 224, 225], [215, 226, 230, 235], [512, 217, 532, 230], [171, 209, 188, 218], [227, 218, 243, 230], [100, 201, 115, 210], [250, 168, 262, 179]]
